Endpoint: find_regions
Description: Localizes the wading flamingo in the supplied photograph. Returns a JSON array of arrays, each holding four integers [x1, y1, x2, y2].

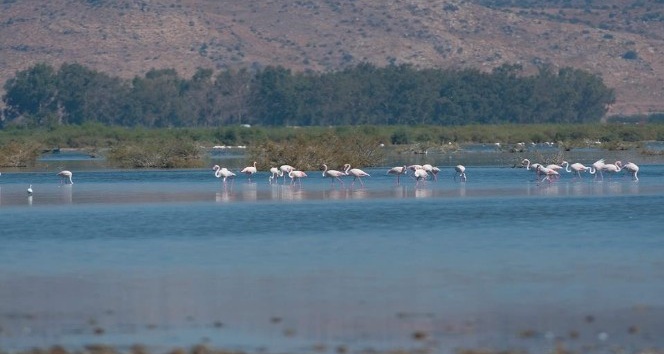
[[279, 165, 294, 183], [27, 184, 33, 195], [269, 167, 283, 184], [57, 170, 74, 184], [601, 161, 622, 179], [591, 159, 606, 180], [522, 159, 543, 179], [241, 161, 258, 181], [288, 170, 307, 186], [344, 164, 370, 187], [422, 164, 439, 181], [536, 165, 559, 183], [454, 165, 467, 182], [561, 161, 593, 179], [387, 165, 408, 184], [413, 168, 429, 187], [322, 164, 346, 186], [622, 161, 639, 181], [213, 165, 236, 185]]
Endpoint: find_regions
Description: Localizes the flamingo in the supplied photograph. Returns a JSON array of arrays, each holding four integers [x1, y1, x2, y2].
[[422, 164, 439, 181], [408, 164, 423, 171], [431, 166, 441, 180], [241, 161, 258, 181], [454, 165, 467, 182], [57, 170, 74, 184], [601, 161, 622, 179], [536, 165, 559, 183], [279, 164, 294, 183], [288, 170, 307, 186], [591, 159, 605, 180], [269, 167, 283, 184], [27, 184, 33, 195], [322, 164, 346, 185], [387, 165, 408, 184], [213, 165, 236, 185], [344, 164, 370, 187], [622, 161, 639, 181], [522, 159, 543, 179], [561, 161, 592, 179], [413, 168, 429, 187]]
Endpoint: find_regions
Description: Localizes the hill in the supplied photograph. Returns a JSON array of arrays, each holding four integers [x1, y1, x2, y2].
[[1, 0, 663, 119]]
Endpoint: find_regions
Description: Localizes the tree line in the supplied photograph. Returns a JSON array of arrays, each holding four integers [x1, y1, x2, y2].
[[1, 62, 615, 128]]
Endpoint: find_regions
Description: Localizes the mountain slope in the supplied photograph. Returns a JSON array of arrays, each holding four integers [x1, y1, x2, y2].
[[1, 0, 663, 118]]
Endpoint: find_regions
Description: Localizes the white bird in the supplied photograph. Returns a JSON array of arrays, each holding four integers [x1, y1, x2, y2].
[[601, 160, 622, 178], [413, 168, 429, 187], [27, 184, 33, 195], [322, 164, 346, 185], [387, 165, 408, 184], [240, 161, 258, 181], [537, 165, 559, 183], [213, 165, 236, 185], [288, 170, 307, 186], [591, 159, 606, 180], [422, 164, 439, 181], [407, 164, 423, 171], [279, 164, 294, 183], [454, 165, 467, 182], [622, 161, 639, 181], [344, 164, 370, 187], [269, 167, 283, 184], [57, 170, 74, 184], [522, 159, 543, 178], [561, 161, 592, 179]]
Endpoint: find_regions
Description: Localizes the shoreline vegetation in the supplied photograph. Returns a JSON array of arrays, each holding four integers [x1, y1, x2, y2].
[[1, 124, 663, 169]]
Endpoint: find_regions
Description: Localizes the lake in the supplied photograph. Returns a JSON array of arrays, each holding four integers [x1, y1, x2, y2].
[[1, 149, 663, 354]]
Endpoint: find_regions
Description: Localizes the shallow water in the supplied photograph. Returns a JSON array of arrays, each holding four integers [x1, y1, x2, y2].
[[1, 160, 664, 353]]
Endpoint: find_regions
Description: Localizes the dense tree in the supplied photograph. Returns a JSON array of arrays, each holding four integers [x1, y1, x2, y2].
[[2, 62, 616, 128]]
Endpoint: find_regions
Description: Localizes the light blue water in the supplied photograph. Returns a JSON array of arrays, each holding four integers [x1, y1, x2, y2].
[[1, 164, 664, 353]]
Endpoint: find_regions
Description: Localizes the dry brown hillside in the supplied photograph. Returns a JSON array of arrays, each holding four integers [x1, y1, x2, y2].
[[1, 0, 663, 118]]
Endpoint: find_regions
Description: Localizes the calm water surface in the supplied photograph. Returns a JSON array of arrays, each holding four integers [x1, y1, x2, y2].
[[1, 158, 664, 353]]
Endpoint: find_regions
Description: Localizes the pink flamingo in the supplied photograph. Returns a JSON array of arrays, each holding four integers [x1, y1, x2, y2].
[[322, 164, 346, 186], [413, 168, 429, 187], [522, 159, 543, 179], [344, 164, 370, 187], [213, 165, 236, 185], [591, 159, 606, 180], [288, 170, 307, 186], [561, 161, 593, 179], [387, 165, 408, 184], [536, 165, 559, 183], [57, 170, 74, 184], [240, 161, 258, 181], [422, 164, 440, 181], [279, 164, 294, 184], [454, 165, 467, 182], [269, 167, 282, 184], [601, 161, 622, 179], [622, 161, 639, 181]]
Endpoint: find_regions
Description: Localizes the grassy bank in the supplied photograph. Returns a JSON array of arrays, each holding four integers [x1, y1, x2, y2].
[[1, 123, 663, 168]]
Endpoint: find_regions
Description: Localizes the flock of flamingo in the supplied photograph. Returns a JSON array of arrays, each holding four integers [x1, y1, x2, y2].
[[522, 158, 640, 183], [213, 162, 467, 187], [7, 157, 639, 196]]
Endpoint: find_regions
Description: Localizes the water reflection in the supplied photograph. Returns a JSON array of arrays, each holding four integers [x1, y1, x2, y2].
[[59, 185, 73, 204], [215, 190, 235, 203], [241, 183, 258, 201], [414, 187, 433, 198]]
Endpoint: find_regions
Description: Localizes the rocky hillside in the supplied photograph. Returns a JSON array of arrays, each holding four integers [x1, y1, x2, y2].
[[1, 0, 663, 118]]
